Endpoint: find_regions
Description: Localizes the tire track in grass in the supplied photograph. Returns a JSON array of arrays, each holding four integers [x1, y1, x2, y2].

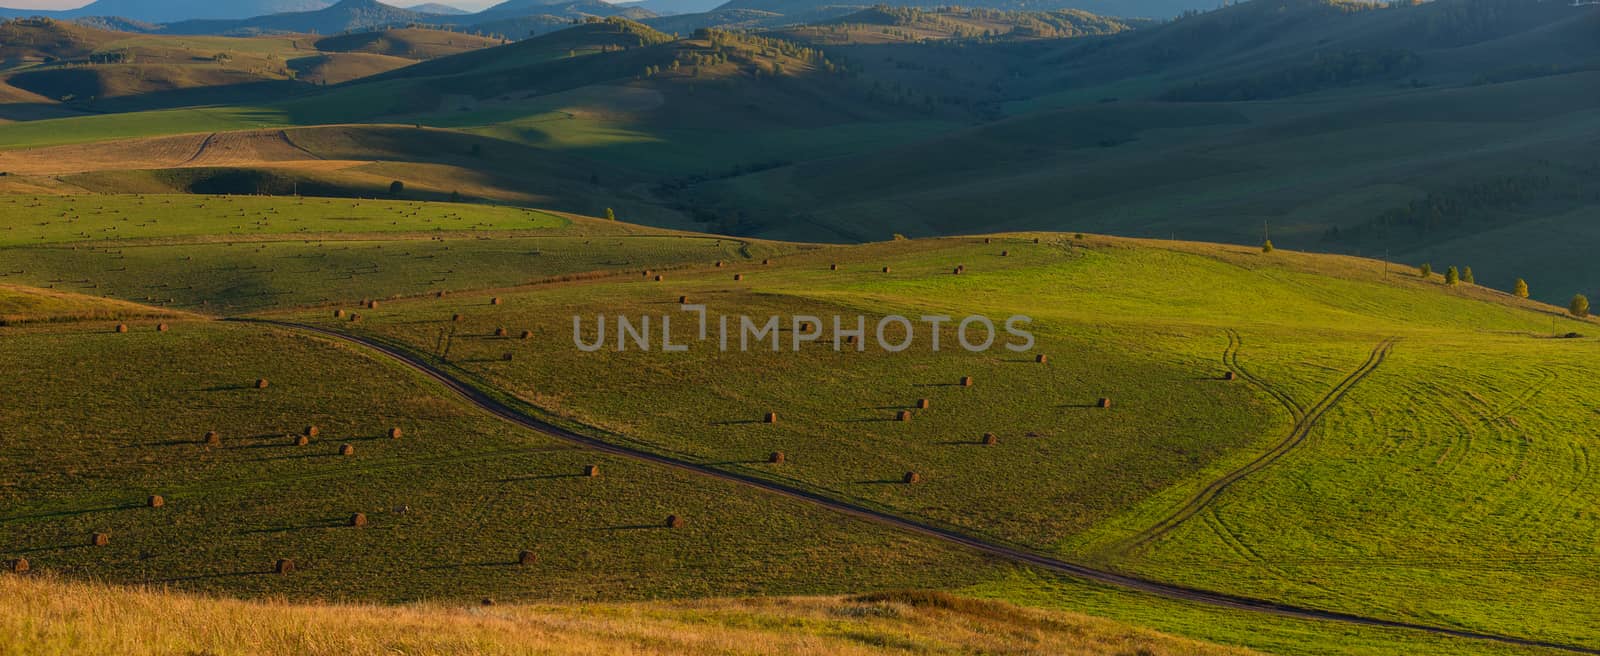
[[241, 320, 1600, 655], [1116, 336, 1398, 555]]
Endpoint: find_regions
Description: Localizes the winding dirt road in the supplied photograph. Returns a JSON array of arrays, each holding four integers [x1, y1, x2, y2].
[[240, 318, 1598, 655]]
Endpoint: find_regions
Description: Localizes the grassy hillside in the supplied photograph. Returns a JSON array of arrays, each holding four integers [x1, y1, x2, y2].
[[0, 577, 1259, 656], [269, 233, 1598, 648]]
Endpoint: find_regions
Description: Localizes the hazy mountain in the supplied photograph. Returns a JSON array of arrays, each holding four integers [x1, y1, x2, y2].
[[406, 2, 469, 13], [161, 0, 430, 35], [0, 0, 333, 22], [713, 0, 1227, 19], [614, 0, 728, 15]]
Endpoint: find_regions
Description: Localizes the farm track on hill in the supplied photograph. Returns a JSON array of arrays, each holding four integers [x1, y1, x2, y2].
[[242, 319, 1599, 655], [1113, 335, 1397, 555]]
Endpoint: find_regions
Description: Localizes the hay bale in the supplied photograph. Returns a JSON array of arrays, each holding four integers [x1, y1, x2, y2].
[[147, 495, 165, 508], [1098, 397, 1112, 409], [520, 330, 533, 340], [665, 515, 684, 529], [388, 427, 403, 439], [953, 266, 963, 275], [494, 327, 508, 337], [769, 451, 786, 464], [203, 431, 220, 446], [984, 238, 992, 244], [304, 426, 320, 438], [339, 444, 355, 456], [654, 275, 665, 282], [295, 435, 310, 447], [501, 352, 514, 361], [275, 559, 294, 575], [481, 598, 494, 606], [1036, 354, 1048, 364], [882, 266, 891, 273], [491, 297, 501, 305], [917, 399, 931, 409], [830, 264, 839, 271], [367, 300, 379, 309], [1033, 238, 1041, 244], [255, 379, 269, 389], [91, 533, 109, 547], [452, 314, 463, 322], [734, 274, 744, 281], [157, 323, 169, 332], [903, 471, 921, 484], [7, 558, 27, 573], [393, 505, 410, 514], [436, 291, 447, 298], [334, 309, 346, 318], [1224, 371, 1237, 381], [349, 513, 368, 528], [716, 260, 725, 267], [762, 259, 771, 265], [584, 464, 600, 477], [764, 412, 778, 424], [961, 376, 974, 387], [349, 313, 361, 322], [897, 410, 912, 422], [678, 295, 689, 304], [518, 550, 537, 565], [1001, 250, 1010, 257], [115, 324, 128, 333], [982, 433, 998, 445]]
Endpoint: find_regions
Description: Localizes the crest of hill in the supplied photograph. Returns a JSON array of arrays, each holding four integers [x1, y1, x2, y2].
[[0, 0, 333, 23], [0, 18, 121, 61], [0, 283, 189, 325], [779, 5, 1135, 44], [369, 17, 675, 80], [313, 27, 506, 58]]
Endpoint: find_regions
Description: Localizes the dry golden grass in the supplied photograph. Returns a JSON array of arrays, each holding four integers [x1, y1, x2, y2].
[[0, 575, 1257, 656]]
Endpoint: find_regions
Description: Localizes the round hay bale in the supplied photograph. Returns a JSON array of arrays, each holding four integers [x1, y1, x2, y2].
[[764, 412, 778, 424], [716, 260, 725, 267], [494, 327, 508, 337], [584, 464, 600, 477], [304, 426, 320, 438], [961, 376, 974, 387], [897, 410, 912, 422], [1036, 354, 1048, 364], [984, 238, 992, 244], [157, 323, 169, 332], [295, 435, 310, 447], [147, 495, 165, 508], [665, 515, 685, 529], [917, 399, 931, 409], [1033, 238, 1041, 244], [452, 314, 464, 322], [275, 559, 294, 575], [830, 264, 839, 271], [203, 431, 220, 446], [491, 297, 502, 305], [769, 451, 786, 464], [388, 427, 403, 439], [678, 295, 689, 304], [255, 379, 269, 389], [1098, 397, 1113, 409], [982, 433, 998, 445], [1001, 250, 1010, 257], [1224, 371, 1238, 381], [654, 275, 664, 282], [882, 266, 891, 273], [481, 598, 494, 606], [7, 558, 27, 573], [520, 330, 533, 340], [953, 266, 963, 275], [734, 274, 744, 281], [393, 505, 410, 515], [367, 300, 379, 309], [91, 533, 110, 547], [339, 444, 355, 456], [334, 309, 346, 318], [436, 291, 446, 298], [903, 471, 921, 484], [762, 259, 771, 265], [501, 352, 514, 361], [115, 324, 128, 333], [349, 513, 368, 528], [349, 313, 361, 322], [518, 550, 537, 566]]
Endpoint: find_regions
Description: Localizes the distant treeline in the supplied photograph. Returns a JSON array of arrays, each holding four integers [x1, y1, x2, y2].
[[1323, 175, 1555, 244], [1160, 49, 1421, 101]]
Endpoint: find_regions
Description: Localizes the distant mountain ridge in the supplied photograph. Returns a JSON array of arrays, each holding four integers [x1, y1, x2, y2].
[[0, 0, 334, 23]]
